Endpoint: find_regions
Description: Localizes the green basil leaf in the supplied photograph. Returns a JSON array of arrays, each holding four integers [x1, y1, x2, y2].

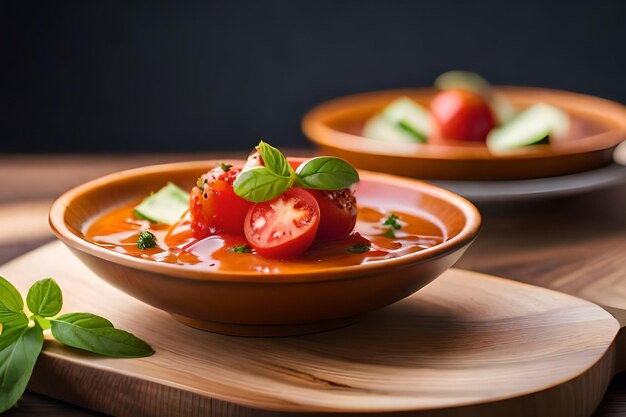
[[295, 157, 360, 190], [33, 315, 51, 331], [256, 141, 293, 177], [0, 276, 24, 313], [0, 276, 28, 351], [233, 166, 292, 203], [54, 312, 113, 328], [0, 310, 29, 351], [51, 313, 153, 358], [26, 278, 63, 318], [0, 325, 44, 413]]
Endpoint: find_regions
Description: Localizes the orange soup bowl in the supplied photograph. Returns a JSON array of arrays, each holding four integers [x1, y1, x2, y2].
[[49, 161, 481, 337], [302, 87, 626, 180]]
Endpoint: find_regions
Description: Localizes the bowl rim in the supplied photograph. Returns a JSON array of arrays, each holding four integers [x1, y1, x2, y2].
[[49, 160, 481, 283], [302, 86, 626, 161]]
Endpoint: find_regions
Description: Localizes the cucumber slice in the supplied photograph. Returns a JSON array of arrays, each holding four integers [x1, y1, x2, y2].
[[382, 97, 431, 142], [363, 97, 431, 143], [435, 70, 516, 123], [490, 92, 517, 124], [134, 182, 189, 225], [363, 114, 417, 143], [486, 104, 570, 154], [434, 70, 491, 93]]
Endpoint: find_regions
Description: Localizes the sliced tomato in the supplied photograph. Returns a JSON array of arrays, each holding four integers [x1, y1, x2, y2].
[[308, 188, 357, 240], [190, 166, 253, 238], [244, 188, 320, 258]]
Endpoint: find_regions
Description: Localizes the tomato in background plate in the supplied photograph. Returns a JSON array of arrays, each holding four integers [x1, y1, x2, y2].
[[430, 89, 496, 142], [190, 166, 253, 238], [244, 188, 320, 258], [308, 189, 357, 240]]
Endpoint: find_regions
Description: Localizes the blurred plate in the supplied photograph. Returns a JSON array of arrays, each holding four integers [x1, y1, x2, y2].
[[430, 163, 626, 203], [303, 87, 626, 180]]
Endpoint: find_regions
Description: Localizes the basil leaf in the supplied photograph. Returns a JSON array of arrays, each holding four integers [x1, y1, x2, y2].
[[233, 166, 292, 203], [0, 310, 29, 351], [54, 312, 113, 328], [296, 157, 360, 190], [256, 141, 293, 177], [26, 278, 63, 318], [0, 276, 24, 313], [0, 276, 28, 351], [0, 325, 44, 413], [33, 315, 51, 331], [51, 313, 153, 358]]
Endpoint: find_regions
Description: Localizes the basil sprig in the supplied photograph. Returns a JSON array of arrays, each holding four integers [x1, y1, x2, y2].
[[256, 141, 293, 178], [0, 276, 153, 413], [233, 141, 359, 203], [51, 313, 153, 358]]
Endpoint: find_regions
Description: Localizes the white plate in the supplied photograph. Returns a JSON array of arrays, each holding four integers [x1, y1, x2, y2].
[[431, 164, 626, 203]]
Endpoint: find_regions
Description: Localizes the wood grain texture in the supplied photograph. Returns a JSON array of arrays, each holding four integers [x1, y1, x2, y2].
[[457, 186, 626, 312], [0, 153, 625, 417], [0, 242, 623, 417]]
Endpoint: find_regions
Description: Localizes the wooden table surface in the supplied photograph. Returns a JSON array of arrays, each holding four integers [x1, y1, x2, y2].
[[1, 152, 625, 417]]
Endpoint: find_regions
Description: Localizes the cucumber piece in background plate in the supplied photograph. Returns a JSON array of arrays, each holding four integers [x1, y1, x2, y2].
[[363, 114, 416, 143], [435, 70, 517, 124], [363, 97, 431, 143], [134, 182, 189, 225], [434, 70, 492, 93], [486, 103, 570, 154]]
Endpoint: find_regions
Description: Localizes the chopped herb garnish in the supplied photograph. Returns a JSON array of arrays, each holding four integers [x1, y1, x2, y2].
[[197, 177, 209, 192], [382, 213, 401, 238], [383, 214, 401, 230], [347, 243, 371, 254], [228, 244, 253, 253], [137, 231, 157, 250], [220, 163, 233, 172]]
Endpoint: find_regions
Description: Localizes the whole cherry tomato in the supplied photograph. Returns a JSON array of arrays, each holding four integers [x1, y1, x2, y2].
[[190, 166, 253, 238], [308, 188, 357, 240], [430, 89, 496, 142]]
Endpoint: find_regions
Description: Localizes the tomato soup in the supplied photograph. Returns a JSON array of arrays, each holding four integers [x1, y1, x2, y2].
[[84, 202, 446, 274]]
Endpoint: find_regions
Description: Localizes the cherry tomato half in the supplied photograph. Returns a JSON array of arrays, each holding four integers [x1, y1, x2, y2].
[[430, 89, 496, 142], [244, 188, 320, 258], [308, 188, 357, 241], [190, 166, 253, 238]]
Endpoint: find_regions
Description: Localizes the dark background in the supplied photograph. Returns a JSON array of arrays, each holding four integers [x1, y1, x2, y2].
[[2, 0, 625, 153]]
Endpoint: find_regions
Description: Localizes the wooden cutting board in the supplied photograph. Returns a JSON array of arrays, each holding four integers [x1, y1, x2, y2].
[[1, 242, 624, 417]]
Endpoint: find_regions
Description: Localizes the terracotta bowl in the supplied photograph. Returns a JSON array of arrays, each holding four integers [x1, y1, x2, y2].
[[302, 87, 626, 180], [49, 161, 481, 336]]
